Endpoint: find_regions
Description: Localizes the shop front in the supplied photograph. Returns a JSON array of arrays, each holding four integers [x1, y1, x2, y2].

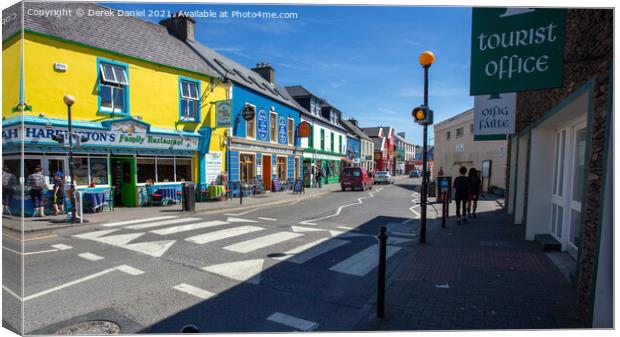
[[2, 117, 203, 214], [302, 151, 345, 186]]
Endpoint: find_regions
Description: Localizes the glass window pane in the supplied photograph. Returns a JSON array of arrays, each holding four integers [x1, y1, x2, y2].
[[90, 158, 108, 185], [24, 159, 41, 178], [180, 81, 190, 98], [100, 85, 113, 109], [113, 87, 125, 112], [556, 205, 564, 237], [72, 157, 90, 185], [100, 64, 117, 83], [157, 158, 175, 182], [558, 131, 566, 196], [137, 158, 156, 183], [572, 127, 587, 203], [288, 119, 294, 145], [246, 118, 255, 138], [189, 82, 198, 99], [175, 159, 192, 182], [570, 209, 581, 246], [270, 114, 277, 141], [114, 66, 128, 85]]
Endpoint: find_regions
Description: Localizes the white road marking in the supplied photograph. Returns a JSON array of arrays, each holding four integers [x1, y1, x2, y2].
[[100, 216, 177, 227], [387, 237, 414, 245], [22, 264, 143, 301], [78, 252, 104, 261], [390, 231, 417, 238], [125, 217, 202, 230], [337, 226, 354, 230], [267, 312, 318, 331], [223, 232, 302, 253], [123, 240, 176, 258], [185, 226, 263, 245], [95, 232, 144, 246], [328, 230, 371, 238], [3, 246, 59, 256], [290, 226, 323, 233], [273, 238, 349, 264], [173, 283, 215, 300], [50, 244, 72, 250], [150, 220, 230, 235], [225, 217, 259, 223], [257, 217, 278, 221], [74, 229, 120, 240], [2, 246, 22, 255], [2, 285, 21, 301], [299, 191, 376, 225], [329, 244, 401, 277], [75, 230, 176, 258], [202, 259, 264, 284], [224, 208, 259, 216]]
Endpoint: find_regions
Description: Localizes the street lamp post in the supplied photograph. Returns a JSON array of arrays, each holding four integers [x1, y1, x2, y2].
[[64, 95, 77, 223], [415, 51, 435, 244]]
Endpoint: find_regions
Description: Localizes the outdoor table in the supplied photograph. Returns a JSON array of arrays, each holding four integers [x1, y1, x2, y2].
[[208, 185, 225, 200], [82, 191, 106, 213], [157, 187, 178, 203]]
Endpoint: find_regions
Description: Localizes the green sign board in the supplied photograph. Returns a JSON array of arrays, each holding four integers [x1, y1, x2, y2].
[[216, 100, 232, 128], [470, 8, 566, 95]]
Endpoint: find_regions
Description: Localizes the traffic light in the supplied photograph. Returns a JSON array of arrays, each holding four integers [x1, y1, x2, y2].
[[50, 132, 89, 146], [412, 105, 433, 125], [75, 133, 89, 146], [51, 133, 66, 146]]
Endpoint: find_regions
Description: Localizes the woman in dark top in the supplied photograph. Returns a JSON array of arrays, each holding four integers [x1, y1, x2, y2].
[[467, 168, 482, 218], [453, 166, 469, 224]]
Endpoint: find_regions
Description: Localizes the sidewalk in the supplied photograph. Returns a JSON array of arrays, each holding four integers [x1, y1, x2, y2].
[[3, 183, 342, 233], [354, 197, 584, 331]]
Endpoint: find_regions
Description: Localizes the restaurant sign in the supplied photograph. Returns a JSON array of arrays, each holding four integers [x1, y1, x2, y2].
[[216, 100, 232, 128], [257, 109, 269, 141], [278, 116, 287, 144], [470, 8, 566, 95]]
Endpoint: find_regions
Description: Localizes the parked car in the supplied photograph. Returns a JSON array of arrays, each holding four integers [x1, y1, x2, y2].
[[409, 169, 421, 178], [373, 171, 394, 184], [341, 167, 373, 191]]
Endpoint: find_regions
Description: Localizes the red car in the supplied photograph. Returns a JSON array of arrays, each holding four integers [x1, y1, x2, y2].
[[341, 167, 373, 191]]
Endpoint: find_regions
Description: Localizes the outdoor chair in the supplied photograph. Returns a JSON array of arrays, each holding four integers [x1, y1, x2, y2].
[[145, 185, 163, 206]]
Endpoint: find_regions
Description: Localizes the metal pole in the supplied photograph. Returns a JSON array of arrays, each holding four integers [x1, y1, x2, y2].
[[377, 226, 387, 318], [67, 104, 77, 224], [420, 66, 429, 244], [442, 191, 446, 228], [240, 181, 243, 205]]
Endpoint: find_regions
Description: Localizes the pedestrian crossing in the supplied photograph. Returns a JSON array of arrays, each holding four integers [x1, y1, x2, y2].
[[74, 215, 411, 282]]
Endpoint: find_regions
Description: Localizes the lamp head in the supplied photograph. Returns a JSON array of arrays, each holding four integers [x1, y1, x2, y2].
[[63, 95, 75, 106], [419, 51, 435, 67]]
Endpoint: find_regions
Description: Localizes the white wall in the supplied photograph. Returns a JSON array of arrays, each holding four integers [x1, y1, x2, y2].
[[300, 117, 346, 154], [525, 128, 555, 240]]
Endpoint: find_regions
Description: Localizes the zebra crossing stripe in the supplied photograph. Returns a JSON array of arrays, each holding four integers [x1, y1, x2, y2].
[[101, 216, 177, 227], [329, 244, 401, 276], [267, 312, 318, 331], [149, 220, 230, 235], [173, 283, 215, 300], [223, 232, 302, 254], [125, 217, 202, 230], [78, 252, 104, 261], [272, 238, 349, 264], [185, 226, 264, 245]]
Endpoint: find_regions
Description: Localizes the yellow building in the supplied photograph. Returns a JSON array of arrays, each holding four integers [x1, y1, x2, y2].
[[2, 2, 228, 210]]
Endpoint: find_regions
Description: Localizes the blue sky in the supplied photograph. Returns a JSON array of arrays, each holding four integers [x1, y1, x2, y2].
[[103, 3, 474, 145]]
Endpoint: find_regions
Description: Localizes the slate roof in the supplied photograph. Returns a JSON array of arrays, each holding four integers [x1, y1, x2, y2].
[[361, 127, 382, 138], [372, 138, 384, 151], [2, 2, 220, 78], [285, 85, 348, 132], [283, 85, 312, 98], [340, 119, 372, 141]]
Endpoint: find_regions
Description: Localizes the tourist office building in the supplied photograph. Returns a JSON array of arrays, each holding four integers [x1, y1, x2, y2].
[[2, 3, 229, 213]]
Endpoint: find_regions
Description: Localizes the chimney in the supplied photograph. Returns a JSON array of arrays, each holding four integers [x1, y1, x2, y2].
[[252, 62, 275, 83], [160, 12, 195, 42], [348, 118, 358, 127], [397, 132, 406, 138]]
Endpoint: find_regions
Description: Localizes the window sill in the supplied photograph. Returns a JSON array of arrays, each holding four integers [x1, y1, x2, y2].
[[178, 119, 199, 124], [98, 109, 128, 115]]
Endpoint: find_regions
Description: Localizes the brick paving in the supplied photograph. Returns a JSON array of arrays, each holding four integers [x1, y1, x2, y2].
[[354, 197, 584, 331]]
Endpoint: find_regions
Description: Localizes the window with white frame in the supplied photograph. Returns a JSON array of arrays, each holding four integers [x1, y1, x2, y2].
[[269, 112, 277, 142], [179, 79, 200, 122], [99, 62, 128, 113], [288, 118, 294, 145], [137, 157, 193, 183]]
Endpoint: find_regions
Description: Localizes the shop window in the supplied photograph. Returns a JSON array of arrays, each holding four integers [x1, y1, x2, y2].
[[90, 157, 108, 185], [48, 159, 65, 181], [288, 118, 294, 145], [3, 159, 21, 181], [137, 158, 156, 183], [99, 60, 128, 113], [179, 78, 200, 122], [276, 157, 287, 180], [157, 158, 175, 182], [72, 157, 90, 186], [240, 154, 255, 183], [246, 115, 256, 139], [269, 112, 277, 142], [446, 131, 451, 140], [456, 127, 464, 138], [176, 158, 192, 182], [470, 123, 474, 133]]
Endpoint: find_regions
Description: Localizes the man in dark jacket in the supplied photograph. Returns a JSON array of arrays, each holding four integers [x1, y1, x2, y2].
[[453, 166, 469, 224]]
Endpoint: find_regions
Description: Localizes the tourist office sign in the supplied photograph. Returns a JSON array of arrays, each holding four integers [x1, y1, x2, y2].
[[473, 92, 516, 136], [470, 8, 566, 95]]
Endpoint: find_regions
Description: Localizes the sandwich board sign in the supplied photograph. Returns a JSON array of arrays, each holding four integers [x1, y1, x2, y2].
[[470, 8, 566, 95]]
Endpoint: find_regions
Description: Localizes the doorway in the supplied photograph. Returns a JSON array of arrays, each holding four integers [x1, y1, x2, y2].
[[262, 155, 272, 192], [111, 157, 137, 207], [294, 157, 300, 180]]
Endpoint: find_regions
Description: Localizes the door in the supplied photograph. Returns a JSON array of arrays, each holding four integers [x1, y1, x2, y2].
[[262, 155, 271, 192], [566, 124, 587, 258], [111, 157, 137, 207], [550, 129, 567, 240]]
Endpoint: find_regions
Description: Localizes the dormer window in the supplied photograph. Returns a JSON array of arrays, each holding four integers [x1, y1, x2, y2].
[[330, 112, 338, 124]]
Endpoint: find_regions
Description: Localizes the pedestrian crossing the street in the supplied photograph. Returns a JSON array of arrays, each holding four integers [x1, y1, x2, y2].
[[73, 215, 408, 281]]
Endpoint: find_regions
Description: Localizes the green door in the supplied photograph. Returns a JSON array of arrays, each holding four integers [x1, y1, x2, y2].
[[111, 157, 137, 207]]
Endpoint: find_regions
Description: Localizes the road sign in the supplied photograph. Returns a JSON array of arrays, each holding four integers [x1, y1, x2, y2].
[[470, 8, 566, 95], [474, 92, 516, 135], [216, 100, 232, 127]]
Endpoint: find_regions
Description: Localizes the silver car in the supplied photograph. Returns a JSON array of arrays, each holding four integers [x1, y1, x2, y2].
[[373, 171, 394, 184]]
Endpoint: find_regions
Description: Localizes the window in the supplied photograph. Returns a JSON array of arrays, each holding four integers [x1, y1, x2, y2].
[[269, 112, 277, 142], [276, 157, 287, 180], [246, 116, 256, 139], [89, 157, 109, 185], [470, 123, 474, 133], [456, 127, 464, 138], [309, 124, 314, 148], [320, 129, 325, 150], [240, 154, 255, 183], [339, 135, 343, 154], [287, 118, 294, 145], [99, 61, 128, 113], [330, 112, 338, 124], [330, 132, 334, 152], [137, 158, 156, 183], [179, 79, 200, 122], [446, 131, 451, 140], [72, 157, 90, 186], [176, 159, 192, 182], [138, 157, 192, 183], [157, 158, 175, 182]]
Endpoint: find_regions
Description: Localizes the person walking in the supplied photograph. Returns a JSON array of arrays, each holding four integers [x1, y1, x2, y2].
[[26, 166, 48, 217], [2, 165, 17, 216], [52, 171, 66, 216], [316, 166, 323, 188], [452, 166, 469, 225], [467, 168, 482, 219]]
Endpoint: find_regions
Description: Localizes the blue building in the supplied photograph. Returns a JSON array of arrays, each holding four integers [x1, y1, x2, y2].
[[191, 42, 304, 191]]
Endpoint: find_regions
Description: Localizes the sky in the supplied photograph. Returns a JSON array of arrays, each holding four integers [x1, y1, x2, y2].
[[103, 2, 474, 146]]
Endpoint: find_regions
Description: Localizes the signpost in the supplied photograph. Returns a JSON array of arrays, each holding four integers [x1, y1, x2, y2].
[[470, 8, 566, 95], [473, 93, 516, 137], [216, 100, 232, 128]]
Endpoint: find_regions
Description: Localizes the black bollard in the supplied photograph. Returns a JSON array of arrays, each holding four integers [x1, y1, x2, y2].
[[377, 226, 387, 318], [240, 182, 243, 205], [442, 191, 447, 228]]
